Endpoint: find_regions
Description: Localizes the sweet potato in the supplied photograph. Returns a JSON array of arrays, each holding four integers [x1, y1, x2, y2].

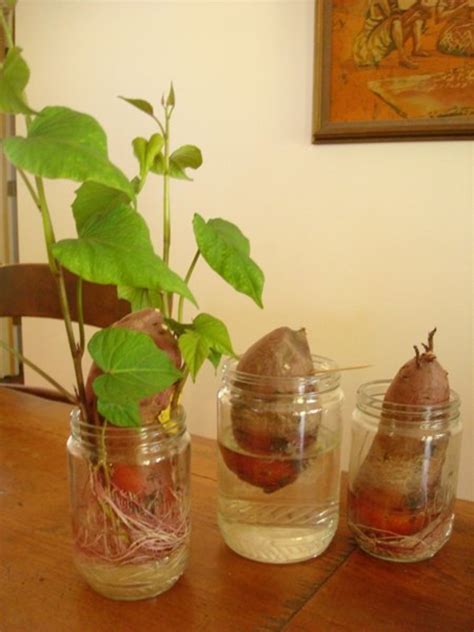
[[349, 329, 450, 539], [223, 327, 317, 493], [231, 327, 317, 454], [85, 308, 181, 425]]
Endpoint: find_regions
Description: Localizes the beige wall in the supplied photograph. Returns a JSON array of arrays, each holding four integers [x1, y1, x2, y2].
[[17, 1, 473, 500]]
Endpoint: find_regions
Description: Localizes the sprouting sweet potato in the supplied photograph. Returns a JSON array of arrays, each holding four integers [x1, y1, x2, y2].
[[349, 329, 450, 539], [85, 308, 181, 425], [231, 327, 317, 454]]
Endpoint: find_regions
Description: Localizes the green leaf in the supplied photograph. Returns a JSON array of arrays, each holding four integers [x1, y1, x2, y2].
[[193, 214, 264, 308], [151, 144, 202, 181], [0, 47, 35, 115], [193, 313, 235, 356], [118, 286, 163, 312], [97, 400, 141, 428], [5, 1, 18, 8], [89, 327, 182, 427], [2, 106, 134, 198], [53, 203, 197, 305], [145, 134, 164, 171], [119, 96, 155, 118], [208, 349, 222, 370], [72, 182, 129, 231], [132, 137, 147, 178], [178, 330, 210, 382], [54, 204, 157, 286]]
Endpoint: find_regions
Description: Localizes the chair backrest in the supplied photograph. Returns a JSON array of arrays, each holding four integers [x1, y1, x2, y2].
[[0, 262, 130, 399], [0, 263, 130, 327]]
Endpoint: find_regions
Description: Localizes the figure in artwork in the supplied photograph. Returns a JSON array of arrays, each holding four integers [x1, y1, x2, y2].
[[353, 0, 431, 68]]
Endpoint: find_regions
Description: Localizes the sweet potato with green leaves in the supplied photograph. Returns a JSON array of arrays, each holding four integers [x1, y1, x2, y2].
[[85, 308, 181, 425], [349, 329, 450, 538]]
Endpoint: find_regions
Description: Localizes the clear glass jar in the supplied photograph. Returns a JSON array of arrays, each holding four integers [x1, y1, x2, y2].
[[217, 356, 343, 564], [348, 381, 462, 563], [67, 407, 191, 600]]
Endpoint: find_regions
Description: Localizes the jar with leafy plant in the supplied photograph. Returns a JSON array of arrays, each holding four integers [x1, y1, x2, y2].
[[0, 1, 264, 599]]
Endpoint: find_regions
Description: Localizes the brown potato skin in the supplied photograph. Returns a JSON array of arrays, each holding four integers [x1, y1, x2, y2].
[[227, 327, 318, 493], [85, 308, 181, 426], [349, 335, 451, 537]]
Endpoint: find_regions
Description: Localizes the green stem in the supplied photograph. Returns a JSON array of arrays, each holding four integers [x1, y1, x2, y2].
[[162, 114, 171, 266], [77, 278, 85, 354], [0, 8, 14, 50], [34, 176, 89, 422], [35, 177, 58, 273], [171, 368, 189, 412], [18, 170, 41, 210], [178, 250, 200, 322], [0, 340, 76, 403]]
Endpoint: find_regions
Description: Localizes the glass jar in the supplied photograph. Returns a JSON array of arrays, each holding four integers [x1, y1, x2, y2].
[[67, 407, 191, 600], [348, 381, 462, 563], [217, 356, 343, 564]]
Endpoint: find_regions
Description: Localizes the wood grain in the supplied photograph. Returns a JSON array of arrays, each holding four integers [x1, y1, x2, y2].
[[0, 263, 129, 328], [0, 389, 355, 632], [0, 389, 472, 631]]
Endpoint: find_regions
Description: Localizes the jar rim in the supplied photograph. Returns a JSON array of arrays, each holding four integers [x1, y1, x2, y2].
[[221, 354, 340, 394], [70, 404, 186, 446], [356, 380, 460, 424]]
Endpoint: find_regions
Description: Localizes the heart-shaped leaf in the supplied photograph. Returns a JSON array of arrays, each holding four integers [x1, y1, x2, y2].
[[72, 182, 129, 231], [2, 106, 134, 198], [178, 329, 210, 381], [193, 313, 235, 357], [0, 47, 35, 114], [88, 327, 182, 427], [193, 213, 264, 307], [53, 203, 197, 305]]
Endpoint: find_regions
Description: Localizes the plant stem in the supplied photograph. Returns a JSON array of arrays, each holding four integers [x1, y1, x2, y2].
[[162, 108, 173, 315], [162, 112, 171, 267], [0, 340, 76, 403], [77, 278, 85, 354], [171, 368, 189, 412], [35, 177, 58, 273], [35, 176, 89, 422], [178, 250, 200, 322], [18, 170, 41, 210]]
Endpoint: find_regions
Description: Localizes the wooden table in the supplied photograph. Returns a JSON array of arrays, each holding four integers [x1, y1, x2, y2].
[[1, 388, 473, 631]]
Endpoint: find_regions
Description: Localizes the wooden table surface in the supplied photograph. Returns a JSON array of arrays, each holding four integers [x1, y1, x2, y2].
[[0, 388, 473, 632]]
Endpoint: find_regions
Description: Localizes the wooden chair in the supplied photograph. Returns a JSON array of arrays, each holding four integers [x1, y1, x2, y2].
[[0, 263, 130, 401]]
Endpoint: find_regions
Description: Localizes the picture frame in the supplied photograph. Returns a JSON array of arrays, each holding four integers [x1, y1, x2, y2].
[[313, 0, 474, 143]]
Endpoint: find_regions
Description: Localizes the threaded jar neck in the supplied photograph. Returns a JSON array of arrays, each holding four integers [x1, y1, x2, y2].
[[356, 380, 461, 431], [221, 355, 341, 397], [70, 406, 186, 453]]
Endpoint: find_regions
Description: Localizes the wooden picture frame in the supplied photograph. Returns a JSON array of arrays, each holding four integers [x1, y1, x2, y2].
[[313, 0, 474, 143]]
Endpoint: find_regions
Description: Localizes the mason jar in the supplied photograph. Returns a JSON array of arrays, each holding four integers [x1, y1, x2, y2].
[[348, 381, 462, 562], [67, 407, 191, 600], [217, 356, 343, 564]]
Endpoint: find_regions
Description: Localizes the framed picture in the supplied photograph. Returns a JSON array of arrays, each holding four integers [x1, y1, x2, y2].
[[313, 0, 474, 143]]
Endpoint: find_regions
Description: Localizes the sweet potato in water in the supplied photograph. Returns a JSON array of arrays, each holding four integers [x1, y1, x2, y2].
[[231, 327, 317, 454], [349, 329, 450, 538], [86, 308, 181, 425], [223, 327, 317, 493]]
